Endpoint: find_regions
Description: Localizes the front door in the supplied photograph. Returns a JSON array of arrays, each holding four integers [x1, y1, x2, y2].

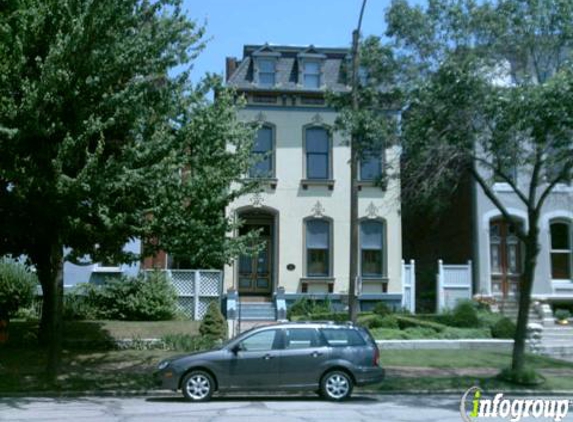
[[238, 222, 273, 295], [490, 219, 522, 298]]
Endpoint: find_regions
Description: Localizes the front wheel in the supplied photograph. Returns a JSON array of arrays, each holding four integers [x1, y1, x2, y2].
[[181, 370, 215, 402], [320, 370, 353, 401]]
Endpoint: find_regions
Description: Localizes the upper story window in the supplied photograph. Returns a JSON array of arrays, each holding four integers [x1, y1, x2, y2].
[[303, 61, 321, 88], [306, 218, 331, 277], [258, 59, 276, 87], [360, 220, 385, 278], [360, 149, 383, 181], [249, 125, 274, 178], [305, 127, 330, 180], [550, 220, 572, 280]]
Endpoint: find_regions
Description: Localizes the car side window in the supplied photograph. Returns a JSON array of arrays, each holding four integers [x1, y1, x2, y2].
[[284, 328, 322, 350], [239, 329, 279, 352], [320, 328, 366, 347]]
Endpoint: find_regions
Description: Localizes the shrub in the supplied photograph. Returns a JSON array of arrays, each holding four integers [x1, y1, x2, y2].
[[395, 315, 447, 332], [498, 367, 545, 386], [477, 310, 503, 329], [89, 272, 177, 321], [162, 333, 215, 352], [555, 309, 571, 321], [372, 301, 392, 317], [451, 300, 480, 328], [200, 301, 227, 341], [357, 314, 384, 329], [308, 312, 348, 322], [439, 327, 492, 339], [491, 317, 516, 339], [0, 257, 38, 320], [287, 297, 331, 319], [403, 327, 440, 338], [62, 284, 99, 320]]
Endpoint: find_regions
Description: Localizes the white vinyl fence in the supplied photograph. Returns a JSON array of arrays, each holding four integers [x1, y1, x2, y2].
[[150, 270, 223, 320], [402, 259, 416, 313], [436, 260, 473, 312]]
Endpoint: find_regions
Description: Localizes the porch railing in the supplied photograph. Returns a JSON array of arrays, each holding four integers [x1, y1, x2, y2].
[[402, 259, 416, 313]]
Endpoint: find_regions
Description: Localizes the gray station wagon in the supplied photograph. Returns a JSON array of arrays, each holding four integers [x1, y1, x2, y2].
[[155, 322, 384, 401]]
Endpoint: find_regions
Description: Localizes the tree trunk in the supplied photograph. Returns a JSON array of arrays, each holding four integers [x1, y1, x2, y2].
[[36, 242, 64, 383], [511, 215, 539, 374]]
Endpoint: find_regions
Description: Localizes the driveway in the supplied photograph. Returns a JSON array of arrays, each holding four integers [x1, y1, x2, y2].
[[1, 393, 569, 422]]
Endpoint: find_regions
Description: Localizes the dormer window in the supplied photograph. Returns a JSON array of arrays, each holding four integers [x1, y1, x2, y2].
[[303, 61, 321, 88], [258, 59, 275, 87]]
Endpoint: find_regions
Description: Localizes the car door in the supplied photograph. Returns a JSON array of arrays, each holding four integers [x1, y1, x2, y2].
[[278, 327, 329, 388], [224, 328, 282, 390]]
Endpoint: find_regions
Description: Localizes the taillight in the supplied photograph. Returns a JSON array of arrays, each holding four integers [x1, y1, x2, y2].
[[373, 347, 380, 366]]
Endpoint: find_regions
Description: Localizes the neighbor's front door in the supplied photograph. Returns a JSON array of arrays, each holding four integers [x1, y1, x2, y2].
[[238, 224, 272, 295], [490, 219, 522, 298]]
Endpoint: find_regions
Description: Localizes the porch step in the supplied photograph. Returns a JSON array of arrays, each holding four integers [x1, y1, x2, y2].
[[238, 302, 276, 321], [238, 320, 278, 333]]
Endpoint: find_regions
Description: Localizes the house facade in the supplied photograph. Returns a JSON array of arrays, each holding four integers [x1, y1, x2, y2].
[[224, 45, 403, 309], [474, 178, 573, 303]]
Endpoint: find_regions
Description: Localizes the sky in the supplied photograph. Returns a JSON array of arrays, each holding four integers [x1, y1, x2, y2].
[[182, 0, 422, 82]]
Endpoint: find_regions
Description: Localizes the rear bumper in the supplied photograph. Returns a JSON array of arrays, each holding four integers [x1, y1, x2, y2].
[[354, 366, 385, 386]]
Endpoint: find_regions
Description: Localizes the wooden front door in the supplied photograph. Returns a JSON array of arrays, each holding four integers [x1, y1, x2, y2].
[[238, 222, 273, 295], [490, 219, 522, 298]]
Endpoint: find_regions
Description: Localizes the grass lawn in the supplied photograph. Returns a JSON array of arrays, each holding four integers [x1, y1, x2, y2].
[[7, 320, 200, 346], [370, 349, 573, 392]]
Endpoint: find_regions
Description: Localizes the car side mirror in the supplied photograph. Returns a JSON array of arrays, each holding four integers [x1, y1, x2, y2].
[[231, 344, 242, 354]]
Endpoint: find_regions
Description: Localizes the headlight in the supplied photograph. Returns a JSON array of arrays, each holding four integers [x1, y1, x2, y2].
[[157, 360, 170, 370]]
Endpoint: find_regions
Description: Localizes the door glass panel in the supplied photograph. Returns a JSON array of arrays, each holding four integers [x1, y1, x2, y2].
[[490, 241, 501, 273], [257, 244, 269, 275], [240, 330, 278, 352], [239, 254, 252, 274], [239, 278, 252, 289], [284, 328, 321, 349], [256, 278, 269, 289]]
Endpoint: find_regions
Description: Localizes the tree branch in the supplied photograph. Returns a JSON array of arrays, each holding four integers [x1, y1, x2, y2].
[[470, 166, 528, 242], [473, 155, 529, 206]]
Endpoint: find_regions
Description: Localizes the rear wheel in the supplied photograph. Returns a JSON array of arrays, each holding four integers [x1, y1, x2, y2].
[[320, 370, 353, 401], [181, 371, 214, 402]]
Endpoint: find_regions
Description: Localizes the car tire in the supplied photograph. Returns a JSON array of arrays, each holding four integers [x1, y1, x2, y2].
[[320, 370, 353, 401], [181, 370, 215, 402]]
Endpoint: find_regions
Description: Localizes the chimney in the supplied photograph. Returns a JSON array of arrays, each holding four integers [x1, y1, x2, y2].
[[225, 57, 238, 81]]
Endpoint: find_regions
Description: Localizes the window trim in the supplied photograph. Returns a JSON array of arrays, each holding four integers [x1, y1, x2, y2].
[[358, 218, 387, 279], [256, 58, 276, 88], [303, 216, 334, 279], [248, 123, 276, 179], [302, 124, 333, 182], [549, 219, 572, 281]]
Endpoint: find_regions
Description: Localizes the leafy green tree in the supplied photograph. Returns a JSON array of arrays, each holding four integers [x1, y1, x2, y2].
[[0, 0, 257, 380], [385, 0, 573, 378]]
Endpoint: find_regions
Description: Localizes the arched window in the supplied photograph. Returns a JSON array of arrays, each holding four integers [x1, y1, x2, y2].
[[305, 127, 330, 180], [305, 218, 331, 277], [360, 220, 385, 278], [249, 125, 274, 178], [550, 221, 572, 279]]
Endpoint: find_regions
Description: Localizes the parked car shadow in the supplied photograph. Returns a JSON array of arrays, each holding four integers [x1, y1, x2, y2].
[[145, 394, 379, 403]]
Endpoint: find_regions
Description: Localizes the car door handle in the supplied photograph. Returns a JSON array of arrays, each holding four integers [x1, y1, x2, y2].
[[311, 351, 323, 358], [263, 354, 275, 360]]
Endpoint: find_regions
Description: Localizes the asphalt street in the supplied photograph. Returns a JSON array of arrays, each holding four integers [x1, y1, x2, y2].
[[1, 393, 570, 422]]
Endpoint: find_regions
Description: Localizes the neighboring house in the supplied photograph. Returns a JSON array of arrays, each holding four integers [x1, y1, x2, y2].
[[474, 176, 573, 303], [62, 239, 141, 287], [223, 44, 403, 309]]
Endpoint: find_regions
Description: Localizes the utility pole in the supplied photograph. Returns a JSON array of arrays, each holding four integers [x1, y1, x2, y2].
[[348, 0, 367, 323]]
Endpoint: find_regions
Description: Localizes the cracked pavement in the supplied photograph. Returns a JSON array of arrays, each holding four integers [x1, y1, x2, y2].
[[2, 393, 564, 422]]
